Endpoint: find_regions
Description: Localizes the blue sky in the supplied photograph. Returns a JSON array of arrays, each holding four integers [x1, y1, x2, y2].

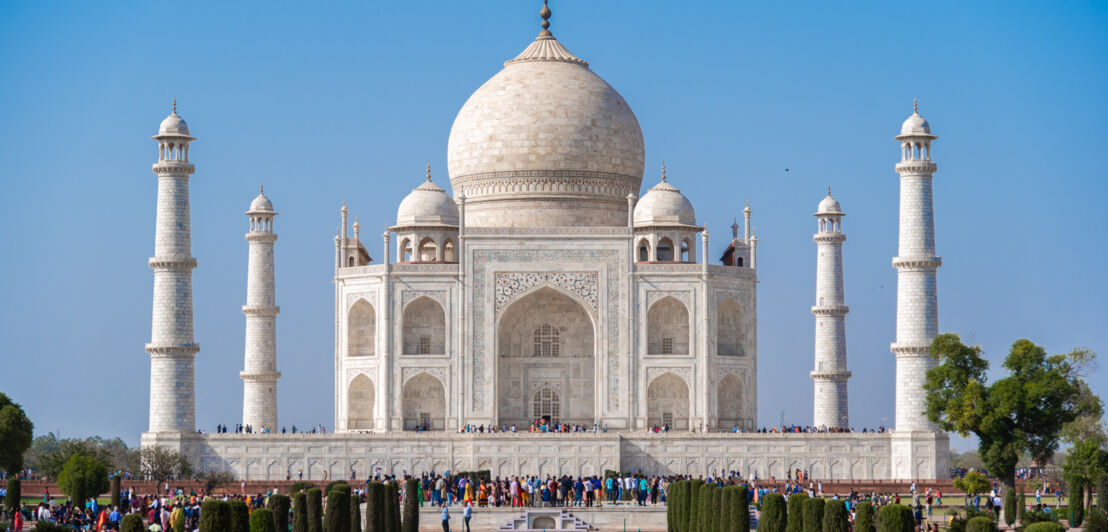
[[1, 1, 1105, 451]]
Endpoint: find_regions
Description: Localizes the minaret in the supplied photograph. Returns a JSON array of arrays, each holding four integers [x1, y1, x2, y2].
[[811, 187, 850, 429], [146, 100, 199, 433], [891, 100, 941, 432], [241, 186, 281, 431]]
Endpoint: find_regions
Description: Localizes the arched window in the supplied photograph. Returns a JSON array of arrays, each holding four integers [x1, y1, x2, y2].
[[443, 240, 456, 262], [347, 300, 376, 357], [657, 238, 674, 262], [647, 297, 689, 355], [402, 297, 446, 355], [400, 239, 412, 262], [533, 387, 561, 424], [737, 257, 744, 267], [638, 239, 649, 262], [533, 324, 560, 357], [417, 237, 438, 261], [680, 239, 691, 262], [347, 256, 355, 267]]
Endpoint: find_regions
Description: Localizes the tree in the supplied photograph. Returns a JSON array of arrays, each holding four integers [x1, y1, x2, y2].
[[350, 489, 362, 532], [29, 434, 129, 478], [1071, 478, 1085, 528], [251, 508, 277, 532], [734, 485, 750, 532], [384, 483, 400, 532], [0, 393, 33, 475], [325, 485, 351, 532], [720, 486, 733, 532], [954, 471, 991, 503], [121, 513, 145, 532], [925, 335, 1095, 488], [4, 477, 20, 513], [402, 478, 419, 532], [201, 499, 231, 532], [759, 493, 787, 532], [822, 500, 849, 532], [365, 482, 384, 532], [134, 445, 192, 486], [877, 504, 913, 532], [268, 493, 291, 532], [689, 479, 704, 532], [966, 516, 997, 532], [854, 502, 875, 532], [293, 491, 309, 532], [111, 475, 122, 508], [1063, 437, 1108, 510], [57, 453, 110, 507], [802, 497, 824, 532], [699, 484, 717, 532], [307, 487, 324, 532], [667, 481, 681, 532], [1003, 487, 1016, 526], [1099, 473, 1108, 514], [199, 469, 236, 495], [1084, 508, 1108, 532], [786, 493, 807, 532], [229, 500, 250, 532]]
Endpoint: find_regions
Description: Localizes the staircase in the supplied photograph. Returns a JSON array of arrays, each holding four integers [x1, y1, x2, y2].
[[498, 509, 593, 531]]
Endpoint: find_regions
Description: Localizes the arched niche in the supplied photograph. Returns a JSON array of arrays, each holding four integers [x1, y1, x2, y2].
[[646, 372, 690, 430], [348, 299, 376, 357], [402, 297, 446, 355], [647, 297, 689, 355], [347, 374, 375, 430]]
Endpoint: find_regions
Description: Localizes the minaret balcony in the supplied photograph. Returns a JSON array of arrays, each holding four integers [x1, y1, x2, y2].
[[891, 256, 942, 270], [894, 160, 937, 174], [811, 304, 849, 316], [152, 161, 195, 174], [810, 370, 852, 381]]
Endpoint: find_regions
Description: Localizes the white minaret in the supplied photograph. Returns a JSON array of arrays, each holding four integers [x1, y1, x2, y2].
[[146, 100, 199, 433], [892, 100, 941, 432], [241, 186, 281, 431], [811, 187, 851, 429]]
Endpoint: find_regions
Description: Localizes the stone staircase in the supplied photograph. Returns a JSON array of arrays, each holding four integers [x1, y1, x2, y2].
[[498, 509, 593, 530]]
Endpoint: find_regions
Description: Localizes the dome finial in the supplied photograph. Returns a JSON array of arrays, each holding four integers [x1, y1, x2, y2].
[[913, 98, 918, 114], [426, 161, 432, 182], [259, 183, 264, 194], [827, 184, 832, 197], [540, 0, 551, 31], [661, 160, 667, 182], [172, 97, 177, 114]]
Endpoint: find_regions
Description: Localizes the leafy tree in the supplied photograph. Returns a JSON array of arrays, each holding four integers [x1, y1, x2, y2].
[[251, 508, 277, 532], [786, 493, 807, 532], [1063, 437, 1108, 510], [307, 487, 324, 532], [28, 434, 129, 477], [0, 393, 33, 474], [293, 491, 309, 532], [268, 493, 291, 532], [199, 469, 236, 495], [758, 493, 787, 532], [229, 499, 250, 532], [854, 502, 875, 532], [325, 485, 351, 532], [954, 471, 991, 502], [877, 504, 913, 532], [133, 445, 192, 486], [1099, 473, 1108, 513], [822, 500, 849, 532], [57, 454, 110, 507], [802, 497, 824, 532], [121, 513, 144, 532], [401, 478, 418, 532], [925, 335, 1095, 488], [1084, 508, 1108, 532]]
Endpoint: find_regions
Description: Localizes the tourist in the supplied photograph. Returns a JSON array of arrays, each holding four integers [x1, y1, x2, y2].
[[463, 501, 473, 532], [441, 503, 450, 532]]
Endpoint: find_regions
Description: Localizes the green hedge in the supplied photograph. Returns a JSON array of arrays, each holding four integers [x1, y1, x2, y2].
[[759, 493, 787, 532], [821, 500, 848, 532], [111, 475, 121, 509], [786, 493, 807, 532], [1071, 479, 1086, 528], [734, 486, 750, 532], [1084, 508, 1108, 532], [802, 497, 824, 532], [293, 491, 309, 532], [268, 493, 291, 532], [4, 478, 20, 513], [666, 481, 679, 532], [402, 478, 419, 532], [325, 481, 350, 495], [251, 508, 277, 532], [324, 484, 351, 532], [720, 486, 734, 532], [121, 513, 145, 532], [201, 499, 232, 532], [365, 482, 385, 532], [966, 516, 996, 532], [1004, 487, 1016, 526], [308, 487, 324, 532], [689, 480, 705, 532], [854, 502, 875, 532], [229, 499, 251, 532], [350, 490, 362, 532], [290, 481, 315, 494], [1023, 522, 1065, 532], [877, 504, 913, 532], [383, 483, 400, 532]]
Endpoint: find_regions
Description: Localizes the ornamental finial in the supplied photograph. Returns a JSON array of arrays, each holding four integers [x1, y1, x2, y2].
[[172, 97, 177, 114], [426, 161, 432, 182], [260, 183, 264, 195], [661, 161, 667, 182], [913, 98, 918, 114], [541, 0, 551, 31], [827, 184, 832, 197], [342, 199, 348, 212]]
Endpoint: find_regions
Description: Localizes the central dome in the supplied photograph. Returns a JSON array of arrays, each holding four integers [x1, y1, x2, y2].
[[447, 23, 645, 227]]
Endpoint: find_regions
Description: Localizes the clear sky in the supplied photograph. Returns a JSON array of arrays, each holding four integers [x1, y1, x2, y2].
[[1, 1, 1105, 450]]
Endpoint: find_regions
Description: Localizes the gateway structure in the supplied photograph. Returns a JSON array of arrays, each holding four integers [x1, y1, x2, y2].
[[142, 4, 949, 481]]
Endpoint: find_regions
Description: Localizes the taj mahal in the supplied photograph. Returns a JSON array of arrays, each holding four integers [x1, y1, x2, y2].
[[141, 4, 949, 481]]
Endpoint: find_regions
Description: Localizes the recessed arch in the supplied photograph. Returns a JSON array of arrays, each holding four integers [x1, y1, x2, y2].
[[680, 239, 691, 262], [347, 374, 375, 430], [399, 238, 413, 262], [637, 238, 650, 262], [417, 237, 438, 262], [648, 296, 689, 355], [717, 373, 744, 429], [656, 237, 674, 262], [401, 372, 445, 430], [347, 299, 376, 357], [717, 297, 745, 356], [443, 239, 456, 262], [402, 297, 445, 355], [646, 372, 690, 430]]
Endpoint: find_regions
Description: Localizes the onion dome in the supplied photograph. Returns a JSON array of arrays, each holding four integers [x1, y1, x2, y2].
[[897, 99, 935, 139], [446, 1, 644, 227], [633, 164, 697, 227], [247, 185, 275, 214], [395, 165, 459, 227]]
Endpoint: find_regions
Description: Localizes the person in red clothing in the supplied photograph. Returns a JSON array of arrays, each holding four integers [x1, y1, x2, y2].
[[12, 506, 22, 531]]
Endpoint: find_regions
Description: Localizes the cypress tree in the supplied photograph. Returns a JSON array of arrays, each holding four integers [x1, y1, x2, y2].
[[268, 493, 291, 532], [382, 483, 399, 532], [293, 492, 309, 532], [667, 481, 676, 532], [1004, 487, 1016, 526], [720, 486, 734, 532], [802, 497, 824, 532], [786, 493, 807, 532], [854, 502, 875, 532], [735, 486, 750, 532], [4, 477, 20, 514], [250, 508, 278, 532], [1018, 486, 1026, 524], [689, 480, 705, 532], [365, 482, 385, 532], [702, 485, 719, 532], [1071, 479, 1085, 528], [350, 490, 362, 532], [877, 504, 913, 532], [308, 487, 325, 532], [110, 475, 121, 509], [1099, 473, 1108, 512], [325, 485, 351, 532], [758, 493, 787, 532], [200, 499, 222, 532], [821, 500, 849, 532], [402, 479, 420, 532], [674, 481, 687, 532], [229, 499, 251, 532]]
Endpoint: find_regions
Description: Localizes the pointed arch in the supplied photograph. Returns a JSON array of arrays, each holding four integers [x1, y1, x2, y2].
[[417, 237, 438, 261], [401, 372, 445, 430], [637, 238, 650, 262], [646, 372, 690, 430], [680, 239, 691, 262], [656, 237, 675, 262], [443, 239, 456, 262], [717, 297, 745, 356], [648, 296, 689, 355], [717, 372, 744, 429], [347, 299, 376, 357], [347, 374, 375, 430], [399, 238, 413, 262], [402, 296, 446, 355]]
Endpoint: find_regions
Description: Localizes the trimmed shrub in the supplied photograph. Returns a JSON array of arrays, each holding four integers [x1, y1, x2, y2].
[[293, 492, 309, 532], [734, 485, 751, 532], [351, 490, 362, 532], [1084, 508, 1108, 532], [966, 516, 997, 532], [111, 475, 122, 508], [201, 499, 232, 532], [720, 486, 734, 532], [121, 513, 145, 532], [325, 485, 351, 532], [707, 485, 722, 532], [821, 500, 849, 532], [251, 508, 278, 532], [1023, 522, 1065, 532], [326, 481, 350, 495], [1072, 479, 1085, 528], [4, 477, 20, 513], [1099, 474, 1108, 512], [290, 481, 315, 494], [1004, 487, 1017, 526], [229, 499, 251, 532], [365, 482, 385, 532], [786, 493, 807, 532], [854, 502, 875, 532], [383, 483, 400, 532], [268, 493, 291, 532], [802, 497, 824, 532], [308, 487, 324, 532], [24, 522, 69, 532], [689, 479, 705, 532], [667, 481, 679, 532], [1018, 486, 1026, 524], [758, 493, 787, 532], [698, 484, 714, 532], [402, 478, 419, 532], [877, 504, 913, 532]]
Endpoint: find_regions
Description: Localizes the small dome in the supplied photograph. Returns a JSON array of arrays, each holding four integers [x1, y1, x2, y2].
[[816, 194, 842, 215], [899, 112, 931, 136], [158, 111, 191, 137], [396, 178, 459, 227], [249, 188, 274, 213], [633, 173, 696, 227]]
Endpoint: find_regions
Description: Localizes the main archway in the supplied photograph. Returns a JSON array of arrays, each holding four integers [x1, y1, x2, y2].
[[496, 286, 595, 427]]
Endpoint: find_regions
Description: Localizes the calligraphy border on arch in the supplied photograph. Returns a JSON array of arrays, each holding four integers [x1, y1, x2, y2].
[[401, 290, 448, 310], [494, 272, 599, 316]]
